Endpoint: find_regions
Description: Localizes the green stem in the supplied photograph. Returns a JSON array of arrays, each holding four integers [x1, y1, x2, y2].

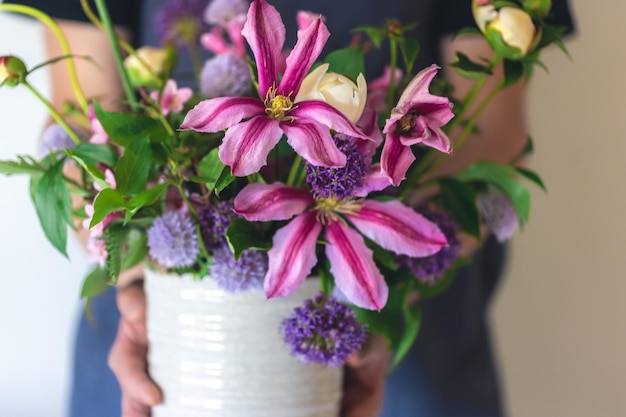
[[386, 37, 399, 114], [0, 4, 88, 112], [286, 155, 303, 187], [23, 81, 82, 144], [93, 0, 139, 111], [177, 183, 198, 218]]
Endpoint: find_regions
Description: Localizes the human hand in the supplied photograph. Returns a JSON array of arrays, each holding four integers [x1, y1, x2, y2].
[[341, 334, 393, 417], [108, 272, 162, 417]]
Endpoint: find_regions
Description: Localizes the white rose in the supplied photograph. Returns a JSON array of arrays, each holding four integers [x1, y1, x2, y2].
[[295, 64, 367, 124]]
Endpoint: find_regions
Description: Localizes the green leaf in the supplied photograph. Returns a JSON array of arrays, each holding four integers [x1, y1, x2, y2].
[[33, 160, 73, 256], [324, 47, 366, 81], [391, 303, 422, 369], [455, 161, 531, 224], [0, 156, 45, 177], [352, 25, 386, 48], [105, 223, 128, 282], [198, 148, 227, 192], [516, 167, 547, 191], [438, 178, 481, 238], [215, 166, 235, 195], [93, 101, 168, 146], [127, 182, 168, 210], [502, 59, 525, 87], [90, 188, 125, 228], [415, 257, 471, 299], [81, 266, 112, 299], [451, 52, 493, 80], [114, 135, 151, 196], [71, 143, 117, 167], [121, 228, 148, 270], [398, 37, 420, 74], [225, 218, 272, 259]]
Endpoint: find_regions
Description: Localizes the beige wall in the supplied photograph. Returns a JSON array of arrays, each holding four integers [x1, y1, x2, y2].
[[492, 1, 626, 416]]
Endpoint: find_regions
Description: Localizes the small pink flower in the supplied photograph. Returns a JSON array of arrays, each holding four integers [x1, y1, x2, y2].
[[88, 104, 109, 145], [151, 79, 193, 116], [366, 65, 403, 115]]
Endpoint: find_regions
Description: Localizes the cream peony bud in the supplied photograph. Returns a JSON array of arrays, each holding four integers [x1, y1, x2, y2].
[[295, 64, 367, 124], [0, 55, 27, 88], [487, 7, 536, 57], [124, 47, 174, 89]]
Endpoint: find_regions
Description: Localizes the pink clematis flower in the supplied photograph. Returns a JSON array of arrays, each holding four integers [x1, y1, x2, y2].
[[381, 64, 454, 186], [234, 181, 447, 310], [180, 0, 368, 177], [150, 79, 193, 116]]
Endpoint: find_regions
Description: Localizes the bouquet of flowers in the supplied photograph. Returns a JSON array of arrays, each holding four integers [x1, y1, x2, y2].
[[0, 0, 567, 373]]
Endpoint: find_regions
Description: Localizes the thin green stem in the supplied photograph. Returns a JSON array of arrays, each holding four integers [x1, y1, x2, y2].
[[0, 4, 88, 112], [286, 155, 303, 187], [23, 81, 82, 144], [386, 37, 399, 114], [94, 0, 139, 111]]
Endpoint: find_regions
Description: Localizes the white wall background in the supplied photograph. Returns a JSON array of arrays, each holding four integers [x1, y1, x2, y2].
[[1, 1, 624, 417]]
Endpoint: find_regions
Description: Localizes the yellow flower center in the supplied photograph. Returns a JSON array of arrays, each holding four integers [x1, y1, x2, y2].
[[264, 86, 295, 121], [315, 197, 363, 225]]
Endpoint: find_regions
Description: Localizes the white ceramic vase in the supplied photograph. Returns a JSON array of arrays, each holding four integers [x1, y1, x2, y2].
[[144, 268, 343, 417]]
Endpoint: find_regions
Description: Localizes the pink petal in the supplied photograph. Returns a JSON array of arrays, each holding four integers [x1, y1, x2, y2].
[[241, 0, 285, 96], [281, 120, 346, 168], [234, 182, 314, 221], [396, 64, 440, 110], [353, 164, 391, 197], [345, 199, 448, 257], [200, 28, 231, 55], [290, 100, 370, 140], [380, 131, 417, 186], [225, 15, 247, 57], [421, 126, 453, 154], [218, 115, 283, 176], [265, 211, 322, 298], [325, 221, 388, 310], [296, 10, 324, 31], [179, 97, 265, 132], [278, 18, 329, 97]]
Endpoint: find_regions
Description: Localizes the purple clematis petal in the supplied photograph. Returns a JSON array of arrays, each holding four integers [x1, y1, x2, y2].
[[179, 97, 265, 132], [279, 18, 329, 97], [380, 132, 418, 186], [345, 199, 448, 257], [282, 120, 347, 168], [218, 115, 284, 176], [265, 211, 322, 298], [290, 100, 370, 140], [234, 182, 314, 222], [241, 0, 285, 96], [325, 221, 388, 310]]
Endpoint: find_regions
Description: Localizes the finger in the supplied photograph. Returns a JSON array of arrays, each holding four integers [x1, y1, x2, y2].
[[342, 366, 385, 417], [117, 282, 146, 324], [109, 321, 162, 406], [121, 392, 152, 417]]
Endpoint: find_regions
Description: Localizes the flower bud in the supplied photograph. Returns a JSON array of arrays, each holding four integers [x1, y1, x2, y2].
[[295, 64, 367, 124], [0, 55, 27, 88], [123, 46, 176, 89], [522, 0, 552, 17]]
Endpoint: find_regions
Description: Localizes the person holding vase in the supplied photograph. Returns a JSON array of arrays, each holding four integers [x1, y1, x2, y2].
[[9, 0, 574, 416]]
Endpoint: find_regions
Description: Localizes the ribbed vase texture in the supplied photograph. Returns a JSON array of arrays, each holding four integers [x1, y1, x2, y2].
[[145, 269, 343, 417]]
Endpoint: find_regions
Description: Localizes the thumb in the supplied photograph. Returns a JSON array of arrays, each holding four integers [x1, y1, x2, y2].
[[116, 281, 146, 324]]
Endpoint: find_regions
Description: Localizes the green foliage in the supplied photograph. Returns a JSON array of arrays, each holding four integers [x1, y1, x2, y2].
[[90, 188, 125, 228], [502, 59, 525, 87], [104, 222, 127, 282], [398, 37, 420, 75], [197, 148, 235, 195], [114, 135, 151, 196], [414, 258, 471, 299], [80, 266, 112, 323], [225, 218, 272, 259], [324, 47, 366, 80], [0, 155, 45, 177], [71, 143, 118, 167], [438, 178, 481, 238], [352, 25, 386, 48], [93, 101, 169, 146], [452, 52, 493, 80], [32, 159, 73, 256], [125, 182, 169, 222], [392, 302, 422, 369], [121, 228, 149, 270]]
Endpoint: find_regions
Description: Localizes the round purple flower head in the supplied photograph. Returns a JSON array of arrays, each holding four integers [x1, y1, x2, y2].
[[282, 292, 368, 367], [204, 0, 249, 26], [200, 54, 252, 99], [398, 208, 461, 284], [477, 191, 520, 242], [147, 211, 200, 268], [209, 244, 267, 293], [305, 135, 367, 200], [198, 200, 237, 249], [155, 0, 206, 47], [39, 123, 76, 159]]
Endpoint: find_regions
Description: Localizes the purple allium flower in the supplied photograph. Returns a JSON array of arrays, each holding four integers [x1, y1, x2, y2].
[[282, 292, 368, 367], [147, 211, 200, 268], [305, 135, 367, 200], [204, 0, 249, 25], [398, 208, 461, 284], [155, 0, 206, 47], [477, 191, 520, 242], [199, 54, 252, 99], [39, 123, 75, 159], [209, 244, 267, 293], [198, 201, 237, 248]]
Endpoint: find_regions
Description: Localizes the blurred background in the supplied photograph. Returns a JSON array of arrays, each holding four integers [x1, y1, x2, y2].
[[1, 1, 624, 416]]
